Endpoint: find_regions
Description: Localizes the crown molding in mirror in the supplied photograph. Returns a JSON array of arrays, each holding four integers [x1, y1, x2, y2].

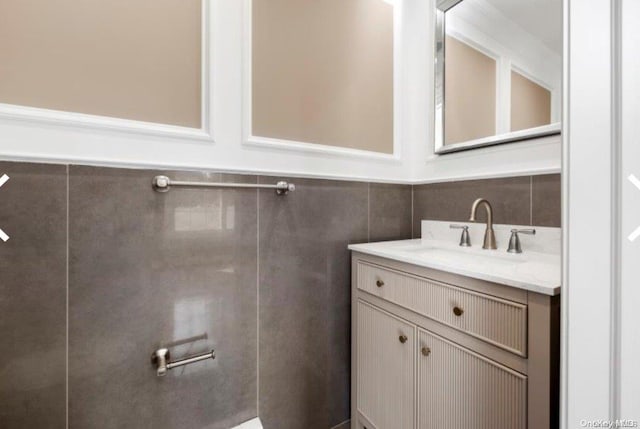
[[0, 0, 214, 144], [241, 0, 403, 162]]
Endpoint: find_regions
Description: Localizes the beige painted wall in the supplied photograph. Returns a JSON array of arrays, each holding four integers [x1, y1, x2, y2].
[[444, 36, 497, 146], [510, 71, 551, 132], [0, 0, 201, 128], [252, 0, 394, 154]]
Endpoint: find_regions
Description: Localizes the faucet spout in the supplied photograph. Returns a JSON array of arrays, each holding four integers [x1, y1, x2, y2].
[[469, 198, 497, 249]]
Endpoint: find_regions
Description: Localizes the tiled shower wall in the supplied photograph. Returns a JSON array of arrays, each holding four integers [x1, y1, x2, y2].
[[0, 161, 559, 429]]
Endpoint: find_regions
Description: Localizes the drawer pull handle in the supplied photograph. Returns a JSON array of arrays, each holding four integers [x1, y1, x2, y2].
[[421, 346, 431, 357], [453, 306, 464, 316], [399, 335, 408, 344], [376, 280, 384, 287]]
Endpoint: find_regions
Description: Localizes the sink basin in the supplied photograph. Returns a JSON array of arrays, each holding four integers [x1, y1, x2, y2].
[[396, 243, 528, 264]]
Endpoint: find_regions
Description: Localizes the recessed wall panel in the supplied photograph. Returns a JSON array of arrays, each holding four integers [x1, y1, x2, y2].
[[510, 70, 552, 132], [252, 0, 394, 154], [444, 36, 497, 145], [0, 0, 202, 127]]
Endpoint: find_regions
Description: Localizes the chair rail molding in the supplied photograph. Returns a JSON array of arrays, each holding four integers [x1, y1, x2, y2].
[[0, 0, 215, 144]]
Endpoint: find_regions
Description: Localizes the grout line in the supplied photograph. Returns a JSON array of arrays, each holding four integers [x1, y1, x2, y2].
[[256, 177, 260, 417], [529, 176, 533, 225], [411, 185, 414, 239], [65, 164, 69, 429], [369, 182, 372, 241]]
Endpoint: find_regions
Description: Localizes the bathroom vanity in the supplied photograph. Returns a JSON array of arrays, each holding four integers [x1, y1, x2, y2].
[[349, 221, 561, 429]]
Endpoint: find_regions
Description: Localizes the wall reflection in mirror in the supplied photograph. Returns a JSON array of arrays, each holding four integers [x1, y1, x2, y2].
[[435, 0, 562, 153]]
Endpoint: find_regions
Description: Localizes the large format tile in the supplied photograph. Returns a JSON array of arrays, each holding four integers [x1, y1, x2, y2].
[[68, 166, 257, 429], [369, 183, 413, 242], [532, 174, 561, 227], [0, 162, 67, 428], [258, 177, 368, 429], [412, 177, 531, 237]]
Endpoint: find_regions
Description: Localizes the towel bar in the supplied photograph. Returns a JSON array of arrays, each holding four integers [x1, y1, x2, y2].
[[152, 175, 295, 195]]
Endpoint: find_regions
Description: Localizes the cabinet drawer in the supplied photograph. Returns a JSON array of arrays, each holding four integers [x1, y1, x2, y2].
[[357, 260, 528, 356]]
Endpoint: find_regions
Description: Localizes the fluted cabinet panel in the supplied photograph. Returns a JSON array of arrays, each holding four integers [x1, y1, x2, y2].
[[357, 261, 527, 356], [357, 301, 415, 429], [417, 328, 527, 429]]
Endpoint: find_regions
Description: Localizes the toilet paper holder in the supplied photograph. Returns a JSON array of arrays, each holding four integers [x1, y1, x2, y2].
[[151, 347, 215, 377]]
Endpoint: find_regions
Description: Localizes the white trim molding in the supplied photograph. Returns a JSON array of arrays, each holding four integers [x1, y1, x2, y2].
[[559, 0, 640, 427], [0, 0, 215, 144], [242, 134, 403, 162], [0, 0, 558, 184], [241, 0, 404, 162], [619, 0, 640, 418], [0, 102, 213, 142]]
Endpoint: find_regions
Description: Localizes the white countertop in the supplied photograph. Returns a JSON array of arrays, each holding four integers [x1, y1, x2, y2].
[[348, 238, 561, 296]]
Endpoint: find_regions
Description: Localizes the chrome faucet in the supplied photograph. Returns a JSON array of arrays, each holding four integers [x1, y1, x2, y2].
[[469, 198, 497, 249], [450, 224, 471, 247], [507, 228, 536, 253]]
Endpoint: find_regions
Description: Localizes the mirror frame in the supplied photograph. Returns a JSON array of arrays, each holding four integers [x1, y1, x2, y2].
[[434, 0, 561, 155]]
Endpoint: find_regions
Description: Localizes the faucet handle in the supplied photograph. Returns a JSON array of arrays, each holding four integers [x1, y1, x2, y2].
[[450, 224, 471, 247], [512, 228, 536, 235], [507, 228, 536, 253]]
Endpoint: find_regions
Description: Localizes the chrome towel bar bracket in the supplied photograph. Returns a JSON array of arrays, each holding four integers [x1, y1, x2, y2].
[[152, 175, 295, 195], [151, 348, 215, 377]]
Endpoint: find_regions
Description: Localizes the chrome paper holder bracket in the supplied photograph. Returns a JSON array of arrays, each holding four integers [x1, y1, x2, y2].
[[151, 348, 216, 377]]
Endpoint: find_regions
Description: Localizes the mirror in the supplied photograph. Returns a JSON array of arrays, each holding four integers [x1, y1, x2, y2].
[[435, 0, 562, 154]]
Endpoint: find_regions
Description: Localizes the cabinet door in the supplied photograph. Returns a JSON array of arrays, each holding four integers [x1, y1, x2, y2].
[[417, 328, 527, 429], [357, 300, 415, 429]]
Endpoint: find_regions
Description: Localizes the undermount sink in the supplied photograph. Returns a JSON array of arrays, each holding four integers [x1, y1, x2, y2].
[[396, 243, 528, 264]]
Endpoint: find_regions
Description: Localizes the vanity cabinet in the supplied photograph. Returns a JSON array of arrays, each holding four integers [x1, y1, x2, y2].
[[351, 252, 559, 429], [356, 301, 415, 429], [417, 328, 527, 429]]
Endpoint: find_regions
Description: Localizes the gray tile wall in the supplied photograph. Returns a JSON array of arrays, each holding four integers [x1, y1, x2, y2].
[[369, 183, 413, 242], [258, 178, 369, 429], [67, 167, 258, 429], [0, 162, 412, 429], [412, 174, 561, 237], [0, 162, 67, 429], [255, 179, 411, 429], [0, 160, 559, 429]]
